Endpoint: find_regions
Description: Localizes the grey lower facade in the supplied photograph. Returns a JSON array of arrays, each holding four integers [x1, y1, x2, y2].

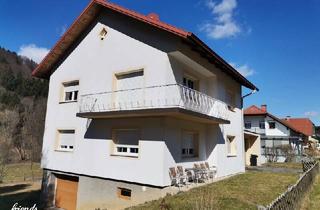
[[40, 169, 167, 210]]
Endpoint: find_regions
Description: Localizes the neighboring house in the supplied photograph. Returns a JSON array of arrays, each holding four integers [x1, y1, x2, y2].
[[33, 0, 257, 209], [283, 117, 318, 146], [244, 105, 305, 163], [283, 118, 315, 139]]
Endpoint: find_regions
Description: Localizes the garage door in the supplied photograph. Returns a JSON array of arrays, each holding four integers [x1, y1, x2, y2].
[[55, 175, 79, 210]]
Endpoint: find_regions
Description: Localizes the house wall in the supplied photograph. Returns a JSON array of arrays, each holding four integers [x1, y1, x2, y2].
[[244, 115, 290, 137], [244, 115, 266, 134], [42, 9, 245, 188], [265, 116, 290, 136]]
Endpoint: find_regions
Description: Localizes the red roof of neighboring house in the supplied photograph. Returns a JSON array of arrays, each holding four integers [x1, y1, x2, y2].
[[244, 105, 304, 135], [31, 0, 257, 90], [244, 105, 267, 115], [283, 118, 314, 136]]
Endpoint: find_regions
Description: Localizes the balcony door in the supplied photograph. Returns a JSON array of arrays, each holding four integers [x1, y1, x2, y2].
[[115, 70, 144, 109]]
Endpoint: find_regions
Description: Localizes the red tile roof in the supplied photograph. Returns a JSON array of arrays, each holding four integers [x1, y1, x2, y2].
[[244, 105, 305, 136], [244, 105, 267, 115], [283, 118, 314, 136], [31, 0, 257, 90]]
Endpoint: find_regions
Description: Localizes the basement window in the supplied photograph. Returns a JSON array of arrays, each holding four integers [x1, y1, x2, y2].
[[117, 187, 132, 200]]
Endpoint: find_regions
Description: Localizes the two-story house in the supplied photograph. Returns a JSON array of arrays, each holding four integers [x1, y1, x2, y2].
[[244, 105, 305, 163], [33, 0, 258, 209]]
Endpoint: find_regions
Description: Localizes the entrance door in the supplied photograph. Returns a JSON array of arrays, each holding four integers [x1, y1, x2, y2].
[[55, 175, 79, 210]]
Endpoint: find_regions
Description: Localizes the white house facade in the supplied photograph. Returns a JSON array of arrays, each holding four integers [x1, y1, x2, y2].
[[34, 1, 258, 210]]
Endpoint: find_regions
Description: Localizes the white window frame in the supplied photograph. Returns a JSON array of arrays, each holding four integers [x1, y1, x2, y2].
[[181, 130, 199, 158], [226, 135, 237, 156], [112, 129, 140, 158], [56, 129, 75, 152], [61, 80, 79, 103], [182, 74, 198, 90]]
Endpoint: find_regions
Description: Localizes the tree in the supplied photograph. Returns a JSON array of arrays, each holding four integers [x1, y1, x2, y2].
[[0, 142, 10, 183]]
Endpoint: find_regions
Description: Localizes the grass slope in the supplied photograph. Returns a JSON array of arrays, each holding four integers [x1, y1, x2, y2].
[[128, 171, 298, 210]]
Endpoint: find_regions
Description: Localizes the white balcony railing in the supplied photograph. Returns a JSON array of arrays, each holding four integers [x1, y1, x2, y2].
[[78, 84, 229, 120]]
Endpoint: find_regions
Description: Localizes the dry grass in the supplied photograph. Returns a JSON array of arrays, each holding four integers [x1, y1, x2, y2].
[[128, 171, 299, 210], [262, 162, 302, 169], [2, 162, 42, 183], [301, 175, 320, 210]]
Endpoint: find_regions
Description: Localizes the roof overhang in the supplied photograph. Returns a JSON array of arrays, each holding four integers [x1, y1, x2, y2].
[[32, 0, 258, 91]]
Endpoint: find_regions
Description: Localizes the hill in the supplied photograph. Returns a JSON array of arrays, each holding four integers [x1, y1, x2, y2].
[[0, 46, 48, 165]]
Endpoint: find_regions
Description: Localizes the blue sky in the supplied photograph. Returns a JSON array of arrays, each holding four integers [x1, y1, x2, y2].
[[0, 0, 319, 125]]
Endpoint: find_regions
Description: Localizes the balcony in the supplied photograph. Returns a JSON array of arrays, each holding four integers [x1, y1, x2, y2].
[[77, 84, 230, 124]]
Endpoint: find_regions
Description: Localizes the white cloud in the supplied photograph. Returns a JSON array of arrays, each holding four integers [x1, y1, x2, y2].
[[229, 62, 255, 77], [304, 111, 319, 117], [18, 44, 49, 63], [201, 0, 241, 39]]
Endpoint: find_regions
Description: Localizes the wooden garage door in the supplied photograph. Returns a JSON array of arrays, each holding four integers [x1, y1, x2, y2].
[[55, 175, 79, 210]]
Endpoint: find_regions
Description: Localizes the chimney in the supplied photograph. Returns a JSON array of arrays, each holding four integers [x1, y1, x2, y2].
[[147, 13, 160, 21], [261, 104, 267, 112], [285, 116, 291, 120]]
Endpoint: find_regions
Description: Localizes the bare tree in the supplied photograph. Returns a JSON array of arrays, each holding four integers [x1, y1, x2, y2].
[[0, 142, 10, 183]]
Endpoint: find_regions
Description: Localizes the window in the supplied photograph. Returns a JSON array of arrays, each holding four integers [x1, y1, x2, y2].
[[259, 121, 265, 129], [226, 135, 237, 156], [112, 129, 139, 157], [115, 70, 144, 106], [57, 130, 75, 152], [244, 122, 251, 129], [61, 80, 79, 102], [268, 121, 276, 129], [181, 131, 199, 158], [117, 187, 131, 200], [183, 76, 196, 90], [226, 90, 236, 111]]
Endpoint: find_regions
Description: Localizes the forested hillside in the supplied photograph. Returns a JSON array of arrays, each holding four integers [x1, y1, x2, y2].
[[0, 46, 48, 164]]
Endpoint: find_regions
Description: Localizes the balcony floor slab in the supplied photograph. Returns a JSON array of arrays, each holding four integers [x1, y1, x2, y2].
[[76, 107, 230, 124]]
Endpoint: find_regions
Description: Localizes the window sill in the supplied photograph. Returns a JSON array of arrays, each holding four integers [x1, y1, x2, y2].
[[110, 154, 139, 158], [59, 100, 78, 104], [54, 149, 74, 153], [227, 154, 237, 157], [181, 156, 198, 159]]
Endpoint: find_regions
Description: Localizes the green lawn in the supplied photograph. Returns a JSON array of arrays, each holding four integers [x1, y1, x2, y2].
[[128, 171, 299, 210], [301, 175, 320, 210], [2, 162, 42, 183]]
